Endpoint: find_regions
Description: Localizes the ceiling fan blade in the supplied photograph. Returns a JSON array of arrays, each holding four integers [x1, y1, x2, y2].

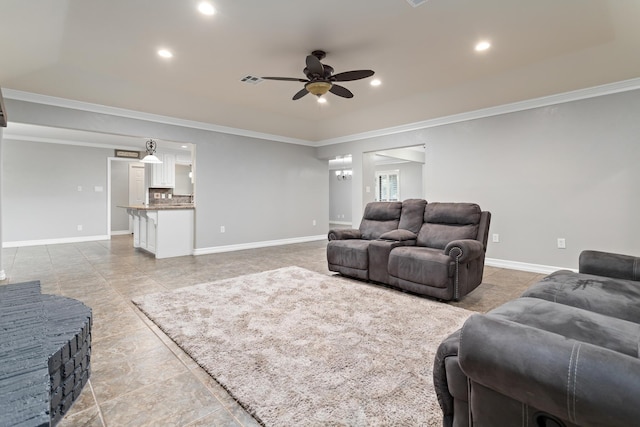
[[306, 55, 324, 76], [329, 84, 354, 99], [332, 70, 375, 82], [292, 88, 309, 100], [262, 77, 308, 82]]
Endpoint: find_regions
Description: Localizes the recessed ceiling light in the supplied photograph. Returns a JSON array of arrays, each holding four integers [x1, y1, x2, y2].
[[158, 49, 173, 58], [198, 2, 215, 15], [181, 145, 188, 149], [370, 79, 381, 87], [475, 41, 491, 52]]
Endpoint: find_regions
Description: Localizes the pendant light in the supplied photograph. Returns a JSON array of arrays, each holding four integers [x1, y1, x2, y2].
[[140, 139, 162, 164]]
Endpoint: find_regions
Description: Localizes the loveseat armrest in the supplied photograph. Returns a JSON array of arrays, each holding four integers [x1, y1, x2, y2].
[[328, 228, 361, 241], [459, 314, 640, 427], [579, 250, 640, 281], [444, 239, 484, 263]]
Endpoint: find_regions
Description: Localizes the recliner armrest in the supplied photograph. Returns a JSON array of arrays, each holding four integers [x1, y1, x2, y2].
[[579, 250, 640, 281], [444, 239, 484, 263], [459, 314, 640, 427], [327, 228, 361, 241]]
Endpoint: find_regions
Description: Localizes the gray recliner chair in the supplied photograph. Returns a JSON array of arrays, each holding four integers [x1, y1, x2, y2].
[[434, 250, 640, 427]]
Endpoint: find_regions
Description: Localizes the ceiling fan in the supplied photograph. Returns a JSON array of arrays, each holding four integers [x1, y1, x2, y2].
[[262, 50, 375, 101]]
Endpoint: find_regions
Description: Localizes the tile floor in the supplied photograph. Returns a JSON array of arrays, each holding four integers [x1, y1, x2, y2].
[[1, 235, 546, 426]]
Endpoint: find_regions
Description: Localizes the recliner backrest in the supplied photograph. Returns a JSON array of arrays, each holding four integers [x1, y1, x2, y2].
[[417, 203, 481, 249], [359, 202, 402, 240], [398, 199, 428, 234]]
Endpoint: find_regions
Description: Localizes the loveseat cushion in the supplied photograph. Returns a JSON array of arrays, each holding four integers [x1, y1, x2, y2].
[[522, 270, 640, 323], [358, 202, 402, 240], [398, 199, 427, 234], [388, 246, 453, 288], [417, 203, 480, 249]]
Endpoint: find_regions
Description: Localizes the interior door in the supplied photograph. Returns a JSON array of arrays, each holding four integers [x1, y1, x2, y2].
[[129, 163, 145, 204], [129, 163, 145, 230]]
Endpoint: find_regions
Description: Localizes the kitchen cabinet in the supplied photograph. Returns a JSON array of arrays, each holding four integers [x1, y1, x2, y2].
[[147, 153, 176, 188], [126, 206, 194, 258]]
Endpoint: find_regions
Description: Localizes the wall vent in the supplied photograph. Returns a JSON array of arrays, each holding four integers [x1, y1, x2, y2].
[[406, 0, 428, 7], [240, 75, 264, 85]]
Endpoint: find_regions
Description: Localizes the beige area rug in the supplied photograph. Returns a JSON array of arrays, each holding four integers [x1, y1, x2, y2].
[[133, 266, 472, 426]]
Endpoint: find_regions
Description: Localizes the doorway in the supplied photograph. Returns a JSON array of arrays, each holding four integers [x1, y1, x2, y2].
[[363, 144, 425, 206], [328, 155, 353, 227], [109, 159, 143, 235]]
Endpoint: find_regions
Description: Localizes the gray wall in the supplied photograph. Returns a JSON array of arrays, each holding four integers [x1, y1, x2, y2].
[[110, 160, 129, 232], [329, 170, 352, 224], [195, 133, 327, 248], [0, 127, 4, 278], [3, 99, 329, 249], [2, 139, 111, 241], [318, 89, 640, 269]]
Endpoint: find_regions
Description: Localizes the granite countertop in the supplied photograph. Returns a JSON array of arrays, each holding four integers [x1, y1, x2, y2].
[[120, 204, 195, 210]]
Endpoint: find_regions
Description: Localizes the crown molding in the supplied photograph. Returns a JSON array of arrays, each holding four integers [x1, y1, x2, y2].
[[2, 89, 314, 147], [5, 76, 640, 148], [316, 77, 640, 146]]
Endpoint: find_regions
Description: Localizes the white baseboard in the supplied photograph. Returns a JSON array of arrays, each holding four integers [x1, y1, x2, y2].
[[110, 230, 132, 236], [485, 258, 577, 275], [193, 234, 327, 256], [329, 221, 352, 226], [3, 235, 111, 248]]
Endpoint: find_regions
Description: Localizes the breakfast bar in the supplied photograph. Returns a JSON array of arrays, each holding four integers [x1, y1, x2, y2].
[[122, 205, 194, 259]]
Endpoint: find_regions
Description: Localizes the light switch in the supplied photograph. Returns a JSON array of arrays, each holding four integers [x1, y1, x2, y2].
[[94, 186, 103, 192]]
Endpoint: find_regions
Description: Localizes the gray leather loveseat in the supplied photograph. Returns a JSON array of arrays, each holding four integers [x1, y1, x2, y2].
[[434, 250, 640, 427], [327, 199, 491, 301]]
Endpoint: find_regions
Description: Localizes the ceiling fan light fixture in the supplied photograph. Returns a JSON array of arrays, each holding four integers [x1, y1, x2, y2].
[[305, 81, 332, 96], [317, 96, 327, 104]]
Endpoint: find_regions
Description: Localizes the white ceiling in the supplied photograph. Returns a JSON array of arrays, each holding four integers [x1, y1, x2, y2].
[[2, 0, 640, 145]]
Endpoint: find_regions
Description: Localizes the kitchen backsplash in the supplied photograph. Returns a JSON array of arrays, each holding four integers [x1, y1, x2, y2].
[[149, 188, 192, 205]]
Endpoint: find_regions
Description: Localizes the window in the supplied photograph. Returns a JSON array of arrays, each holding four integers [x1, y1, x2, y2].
[[375, 170, 400, 201]]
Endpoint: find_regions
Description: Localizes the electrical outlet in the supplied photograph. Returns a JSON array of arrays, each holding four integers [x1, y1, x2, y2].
[[154, 193, 160, 199], [312, 219, 317, 226], [557, 238, 566, 249], [492, 233, 500, 243], [220, 226, 225, 233], [77, 225, 83, 231]]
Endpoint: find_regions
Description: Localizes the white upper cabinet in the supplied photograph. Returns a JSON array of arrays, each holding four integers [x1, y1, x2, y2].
[[147, 153, 176, 188]]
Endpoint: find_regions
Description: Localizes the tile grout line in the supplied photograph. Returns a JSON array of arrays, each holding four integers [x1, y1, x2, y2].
[[88, 380, 108, 427]]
